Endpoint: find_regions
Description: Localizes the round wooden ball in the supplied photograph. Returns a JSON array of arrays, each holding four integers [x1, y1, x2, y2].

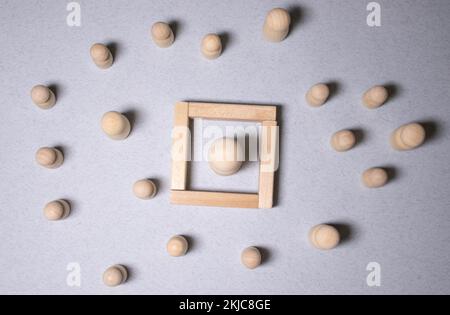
[[31, 85, 56, 109], [103, 265, 128, 287], [43, 200, 70, 220], [201, 34, 222, 59], [330, 130, 356, 152], [133, 179, 157, 199], [391, 123, 425, 150], [309, 224, 340, 250], [241, 247, 262, 269], [151, 22, 174, 48], [263, 8, 291, 42], [35, 147, 64, 169], [208, 137, 243, 176], [101, 111, 131, 140], [362, 167, 388, 188], [167, 235, 188, 257], [90, 43, 113, 69], [306, 83, 330, 107], [362, 85, 388, 109]]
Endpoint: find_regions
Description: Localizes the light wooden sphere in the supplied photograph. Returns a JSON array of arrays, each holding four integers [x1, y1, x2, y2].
[[35, 147, 64, 169], [201, 34, 222, 59], [101, 111, 131, 140], [263, 8, 291, 42], [362, 85, 388, 109], [309, 224, 340, 250], [330, 130, 356, 152], [90, 43, 113, 69], [103, 265, 128, 287], [133, 179, 157, 199], [151, 22, 174, 48], [208, 137, 243, 176], [31, 85, 56, 109], [167, 235, 188, 257], [241, 246, 262, 269], [306, 83, 330, 107], [43, 200, 70, 220], [362, 167, 388, 188], [391, 123, 426, 150]]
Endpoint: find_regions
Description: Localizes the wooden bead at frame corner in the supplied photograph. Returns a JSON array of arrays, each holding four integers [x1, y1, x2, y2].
[[362, 85, 388, 109], [101, 111, 131, 140], [133, 179, 157, 199], [103, 265, 128, 287], [35, 147, 64, 168], [330, 130, 356, 152], [208, 137, 243, 176], [309, 224, 340, 250], [151, 22, 174, 48], [241, 246, 262, 269], [43, 199, 70, 220], [90, 43, 113, 69], [263, 8, 291, 42], [306, 83, 330, 107], [362, 167, 388, 188], [31, 85, 56, 109], [391, 122, 426, 150], [201, 33, 222, 59], [167, 235, 188, 257]]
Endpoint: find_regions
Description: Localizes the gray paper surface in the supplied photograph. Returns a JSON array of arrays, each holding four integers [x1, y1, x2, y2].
[[0, 0, 449, 294]]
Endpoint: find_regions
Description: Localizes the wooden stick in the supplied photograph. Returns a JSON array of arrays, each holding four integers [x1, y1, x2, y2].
[[171, 102, 190, 190], [188, 102, 276, 122], [258, 121, 278, 208], [170, 190, 259, 208]]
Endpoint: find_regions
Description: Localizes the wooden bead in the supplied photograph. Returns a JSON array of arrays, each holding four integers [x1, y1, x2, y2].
[[309, 224, 340, 250], [43, 200, 70, 220], [35, 147, 64, 169], [133, 179, 157, 199], [90, 43, 113, 69], [391, 123, 426, 150], [362, 167, 388, 188], [208, 137, 243, 176], [101, 111, 131, 140], [31, 85, 56, 109], [167, 235, 188, 257], [151, 22, 174, 48], [306, 83, 330, 107], [330, 130, 356, 152], [241, 246, 262, 269], [103, 265, 128, 287], [201, 34, 222, 59], [362, 85, 388, 109], [263, 8, 291, 42]]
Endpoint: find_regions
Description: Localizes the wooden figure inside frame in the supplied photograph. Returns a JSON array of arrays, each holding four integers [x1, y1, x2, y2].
[[170, 102, 279, 209]]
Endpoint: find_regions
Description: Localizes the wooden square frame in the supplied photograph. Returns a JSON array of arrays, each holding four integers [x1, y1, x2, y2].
[[170, 102, 278, 209]]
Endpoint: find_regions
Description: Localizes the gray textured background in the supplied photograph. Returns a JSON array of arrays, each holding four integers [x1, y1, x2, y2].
[[0, 0, 449, 295]]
